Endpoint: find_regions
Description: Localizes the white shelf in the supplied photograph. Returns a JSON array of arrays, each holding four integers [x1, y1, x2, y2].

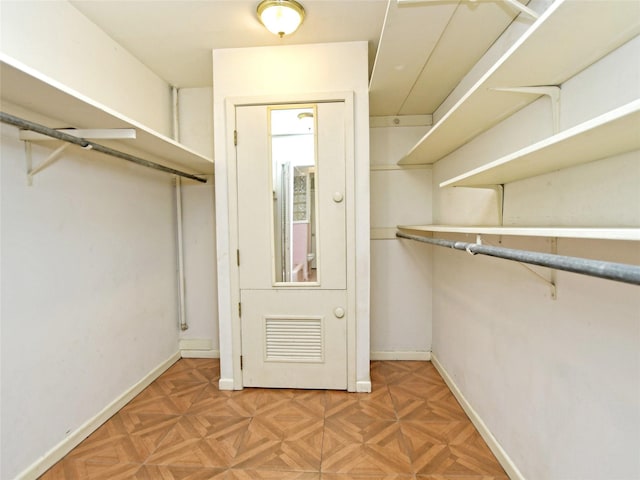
[[398, 225, 640, 241], [440, 100, 640, 187], [0, 55, 214, 175], [399, 0, 640, 165]]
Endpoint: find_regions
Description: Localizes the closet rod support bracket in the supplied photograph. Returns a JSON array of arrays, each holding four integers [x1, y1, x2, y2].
[[514, 260, 557, 299], [26, 141, 71, 185], [549, 237, 558, 299], [21, 128, 137, 186], [484, 236, 557, 299]]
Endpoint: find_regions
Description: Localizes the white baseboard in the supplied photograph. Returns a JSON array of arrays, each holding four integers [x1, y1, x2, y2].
[[180, 349, 220, 359], [356, 380, 372, 392], [17, 351, 181, 480], [371, 351, 431, 361], [218, 377, 235, 390], [431, 353, 525, 480]]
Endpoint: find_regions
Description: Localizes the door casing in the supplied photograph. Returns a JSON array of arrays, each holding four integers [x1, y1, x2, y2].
[[222, 92, 358, 391]]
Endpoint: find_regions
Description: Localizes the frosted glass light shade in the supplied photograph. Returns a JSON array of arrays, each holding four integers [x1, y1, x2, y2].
[[257, 0, 305, 37]]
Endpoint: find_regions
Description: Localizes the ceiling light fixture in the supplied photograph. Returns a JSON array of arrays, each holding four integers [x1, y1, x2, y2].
[[257, 0, 305, 38]]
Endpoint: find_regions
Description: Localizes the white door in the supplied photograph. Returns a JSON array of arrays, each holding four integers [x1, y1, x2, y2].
[[236, 102, 347, 389]]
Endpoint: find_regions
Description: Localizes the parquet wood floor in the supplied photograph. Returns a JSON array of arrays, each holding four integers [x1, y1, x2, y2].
[[39, 359, 508, 480]]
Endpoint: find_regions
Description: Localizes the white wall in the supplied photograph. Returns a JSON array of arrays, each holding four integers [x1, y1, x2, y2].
[[177, 88, 214, 159], [176, 88, 218, 357], [369, 124, 433, 357], [0, 113, 180, 479], [0, 4, 190, 477], [430, 29, 640, 480], [431, 236, 640, 480], [179, 179, 218, 355], [213, 42, 370, 390], [0, 0, 173, 137]]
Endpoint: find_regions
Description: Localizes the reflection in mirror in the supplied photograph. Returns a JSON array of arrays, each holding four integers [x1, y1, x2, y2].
[[270, 106, 318, 283]]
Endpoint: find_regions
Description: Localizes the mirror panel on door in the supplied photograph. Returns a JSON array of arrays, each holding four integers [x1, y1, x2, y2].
[[269, 106, 318, 284], [237, 101, 346, 291]]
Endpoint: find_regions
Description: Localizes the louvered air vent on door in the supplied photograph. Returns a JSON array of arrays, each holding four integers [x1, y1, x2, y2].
[[264, 317, 323, 362]]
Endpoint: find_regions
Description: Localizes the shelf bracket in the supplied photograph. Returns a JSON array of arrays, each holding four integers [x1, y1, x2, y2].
[[25, 142, 72, 186], [494, 184, 504, 226], [476, 184, 505, 225], [20, 128, 136, 186], [490, 86, 560, 133], [488, 236, 557, 299], [501, 0, 539, 20], [515, 260, 557, 300]]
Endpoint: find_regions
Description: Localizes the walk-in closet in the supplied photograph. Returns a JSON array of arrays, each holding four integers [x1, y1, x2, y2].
[[1, 1, 638, 479]]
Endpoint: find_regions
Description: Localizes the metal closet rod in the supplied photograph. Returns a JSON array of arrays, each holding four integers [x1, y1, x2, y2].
[[396, 231, 640, 286], [0, 111, 207, 183]]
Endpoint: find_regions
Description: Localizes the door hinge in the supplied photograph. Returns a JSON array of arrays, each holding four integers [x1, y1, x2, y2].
[[238, 302, 242, 317], [240, 355, 243, 370], [237, 249, 240, 266], [233, 130, 237, 146]]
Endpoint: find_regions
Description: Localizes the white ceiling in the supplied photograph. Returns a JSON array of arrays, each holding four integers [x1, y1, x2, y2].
[[70, 0, 388, 88], [369, 0, 525, 115], [70, 0, 528, 117]]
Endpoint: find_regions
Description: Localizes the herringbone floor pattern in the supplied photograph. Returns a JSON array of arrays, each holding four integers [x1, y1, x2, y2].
[[39, 359, 508, 479]]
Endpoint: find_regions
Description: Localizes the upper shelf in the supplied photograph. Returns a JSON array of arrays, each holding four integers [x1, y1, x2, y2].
[[440, 100, 640, 187], [397, 225, 640, 242], [399, 0, 640, 165], [0, 55, 214, 175]]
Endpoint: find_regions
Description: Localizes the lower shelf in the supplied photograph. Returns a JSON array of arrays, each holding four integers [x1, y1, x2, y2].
[[397, 225, 640, 241]]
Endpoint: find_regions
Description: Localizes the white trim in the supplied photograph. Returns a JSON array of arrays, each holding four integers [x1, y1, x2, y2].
[[431, 353, 525, 480], [16, 351, 181, 480], [218, 377, 236, 391], [356, 380, 372, 393], [180, 349, 220, 359], [371, 350, 431, 361]]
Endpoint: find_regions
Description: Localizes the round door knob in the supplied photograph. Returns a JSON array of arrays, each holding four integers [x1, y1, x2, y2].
[[332, 192, 344, 203], [334, 307, 345, 318]]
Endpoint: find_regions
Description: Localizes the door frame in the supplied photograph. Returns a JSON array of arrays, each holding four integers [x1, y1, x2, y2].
[[217, 91, 364, 391]]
